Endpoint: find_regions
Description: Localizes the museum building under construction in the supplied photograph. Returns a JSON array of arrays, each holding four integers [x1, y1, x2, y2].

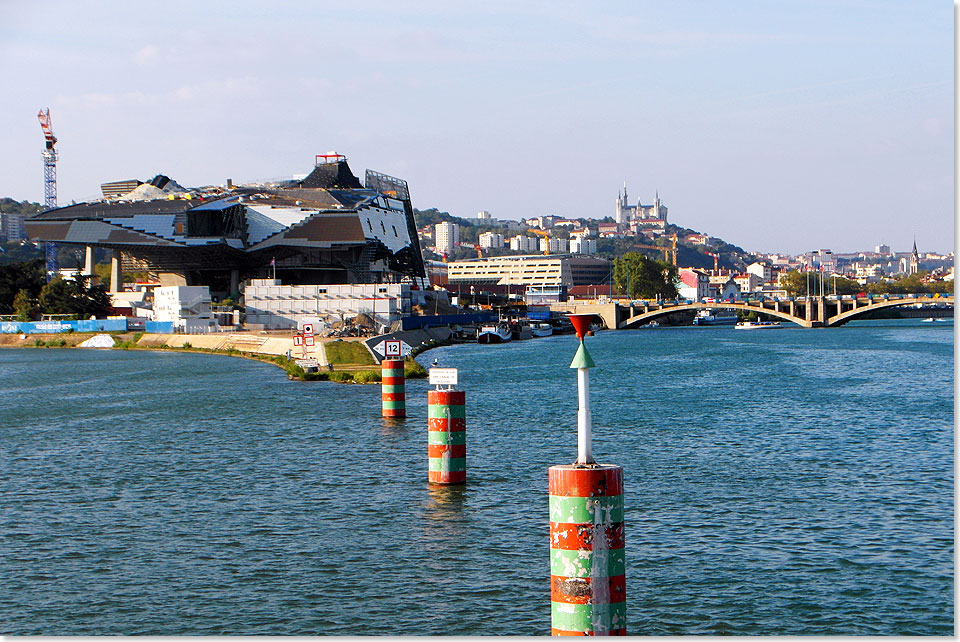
[[23, 155, 427, 301]]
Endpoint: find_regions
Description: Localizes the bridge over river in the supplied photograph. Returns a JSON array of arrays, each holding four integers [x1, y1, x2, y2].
[[549, 294, 953, 329]]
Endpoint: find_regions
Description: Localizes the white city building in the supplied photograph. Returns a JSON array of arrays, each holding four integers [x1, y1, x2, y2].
[[677, 268, 711, 301], [570, 237, 597, 254], [0, 212, 26, 241], [153, 285, 218, 333], [509, 235, 538, 252], [746, 262, 773, 285], [243, 279, 412, 330], [435, 222, 460, 254], [540, 237, 569, 253], [479, 231, 505, 249]]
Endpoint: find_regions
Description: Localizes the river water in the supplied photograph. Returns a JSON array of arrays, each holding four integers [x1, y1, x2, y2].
[[0, 319, 953, 635]]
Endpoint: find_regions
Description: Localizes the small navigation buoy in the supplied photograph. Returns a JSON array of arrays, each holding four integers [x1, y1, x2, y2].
[[548, 314, 626, 636], [380, 359, 406, 418]]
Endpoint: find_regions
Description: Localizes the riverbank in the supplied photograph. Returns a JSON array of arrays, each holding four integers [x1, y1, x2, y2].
[[0, 330, 429, 383]]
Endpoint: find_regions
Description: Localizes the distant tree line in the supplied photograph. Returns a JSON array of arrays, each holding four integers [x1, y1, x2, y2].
[[0, 197, 42, 217], [779, 270, 952, 297], [0, 260, 112, 320]]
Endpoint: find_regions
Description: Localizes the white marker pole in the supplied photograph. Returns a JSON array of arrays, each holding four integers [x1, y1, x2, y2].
[[568, 314, 597, 466], [577, 366, 594, 465]]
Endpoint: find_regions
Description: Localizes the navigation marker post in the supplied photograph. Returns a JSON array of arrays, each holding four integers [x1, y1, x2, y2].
[[427, 365, 465, 485], [380, 358, 406, 418], [373, 338, 413, 419], [548, 314, 626, 635]]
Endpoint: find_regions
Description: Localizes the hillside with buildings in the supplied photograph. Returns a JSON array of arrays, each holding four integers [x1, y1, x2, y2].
[[416, 184, 953, 304], [1, 173, 952, 332]]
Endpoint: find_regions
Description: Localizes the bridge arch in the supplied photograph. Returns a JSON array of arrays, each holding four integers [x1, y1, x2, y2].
[[619, 302, 807, 328], [826, 296, 953, 326]]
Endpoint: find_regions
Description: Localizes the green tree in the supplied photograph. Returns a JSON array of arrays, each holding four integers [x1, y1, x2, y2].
[[38, 274, 112, 318], [0, 259, 45, 314], [780, 270, 864, 296], [778, 270, 805, 296], [613, 252, 678, 299], [13, 289, 36, 321], [863, 272, 952, 295]]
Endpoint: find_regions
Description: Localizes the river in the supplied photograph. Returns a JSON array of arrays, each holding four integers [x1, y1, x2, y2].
[[0, 318, 953, 635]]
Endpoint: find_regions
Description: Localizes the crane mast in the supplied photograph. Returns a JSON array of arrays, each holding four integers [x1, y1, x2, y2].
[[37, 108, 59, 280]]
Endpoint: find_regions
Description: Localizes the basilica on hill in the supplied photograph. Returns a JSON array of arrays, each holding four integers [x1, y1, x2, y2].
[[614, 184, 668, 233]]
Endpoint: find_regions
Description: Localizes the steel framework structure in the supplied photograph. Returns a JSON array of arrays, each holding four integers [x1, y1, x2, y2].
[[38, 108, 59, 280]]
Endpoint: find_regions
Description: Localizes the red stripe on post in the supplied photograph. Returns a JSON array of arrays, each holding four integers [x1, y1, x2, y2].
[[428, 470, 466, 484], [550, 575, 627, 604], [380, 359, 405, 369], [550, 521, 625, 551], [428, 389, 465, 406], [381, 376, 405, 386], [382, 408, 405, 418], [427, 444, 466, 459], [551, 628, 626, 636], [548, 465, 623, 498], [428, 417, 466, 431], [381, 392, 406, 402]]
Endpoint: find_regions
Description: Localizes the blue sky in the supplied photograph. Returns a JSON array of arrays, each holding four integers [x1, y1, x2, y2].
[[0, 1, 953, 254]]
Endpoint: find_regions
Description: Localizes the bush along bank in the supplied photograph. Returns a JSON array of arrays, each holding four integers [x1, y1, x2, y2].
[[284, 355, 427, 383]]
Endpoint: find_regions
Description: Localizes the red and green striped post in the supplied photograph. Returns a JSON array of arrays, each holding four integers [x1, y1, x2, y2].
[[381, 359, 406, 418], [549, 464, 626, 635], [549, 313, 626, 635], [427, 389, 466, 484]]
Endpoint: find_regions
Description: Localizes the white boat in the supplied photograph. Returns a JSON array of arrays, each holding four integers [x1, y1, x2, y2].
[[921, 317, 936, 323], [530, 322, 553, 337], [477, 323, 512, 344], [734, 320, 781, 330], [693, 309, 738, 326]]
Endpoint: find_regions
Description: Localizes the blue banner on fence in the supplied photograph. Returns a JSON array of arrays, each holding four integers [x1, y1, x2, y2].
[[0, 318, 173, 334]]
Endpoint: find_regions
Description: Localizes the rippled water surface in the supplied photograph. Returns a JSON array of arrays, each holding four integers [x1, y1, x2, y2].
[[1, 319, 953, 635]]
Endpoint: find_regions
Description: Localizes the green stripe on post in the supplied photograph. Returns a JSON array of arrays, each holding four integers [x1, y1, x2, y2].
[[427, 404, 466, 419], [382, 368, 405, 378], [381, 384, 405, 394], [550, 548, 626, 578], [382, 399, 406, 410], [428, 431, 466, 445], [428, 457, 466, 472], [549, 495, 623, 524], [550, 601, 627, 633]]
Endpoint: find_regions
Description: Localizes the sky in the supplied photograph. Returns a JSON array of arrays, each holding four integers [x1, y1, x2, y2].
[[0, 0, 953, 255]]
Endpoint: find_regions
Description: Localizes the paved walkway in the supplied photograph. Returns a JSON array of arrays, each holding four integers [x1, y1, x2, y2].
[[137, 333, 379, 367]]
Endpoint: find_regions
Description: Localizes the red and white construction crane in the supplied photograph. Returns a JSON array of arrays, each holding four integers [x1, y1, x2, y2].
[[37, 108, 59, 279], [706, 251, 719, 271]]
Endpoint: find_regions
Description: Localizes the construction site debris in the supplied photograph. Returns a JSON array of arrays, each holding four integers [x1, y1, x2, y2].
[[78, 334, 116, 348], [115, 175, 193, 201]]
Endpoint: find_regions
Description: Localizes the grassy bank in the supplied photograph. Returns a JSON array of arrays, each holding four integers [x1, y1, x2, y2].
[[0, 331, 427, 384]]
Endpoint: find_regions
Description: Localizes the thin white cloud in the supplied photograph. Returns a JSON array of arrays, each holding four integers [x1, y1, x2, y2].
[[133, 44, 159, 64]]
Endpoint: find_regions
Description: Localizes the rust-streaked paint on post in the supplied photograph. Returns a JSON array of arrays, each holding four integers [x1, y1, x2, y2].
[[549, 464, 626, 635], [427, 389, 465, 484]]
